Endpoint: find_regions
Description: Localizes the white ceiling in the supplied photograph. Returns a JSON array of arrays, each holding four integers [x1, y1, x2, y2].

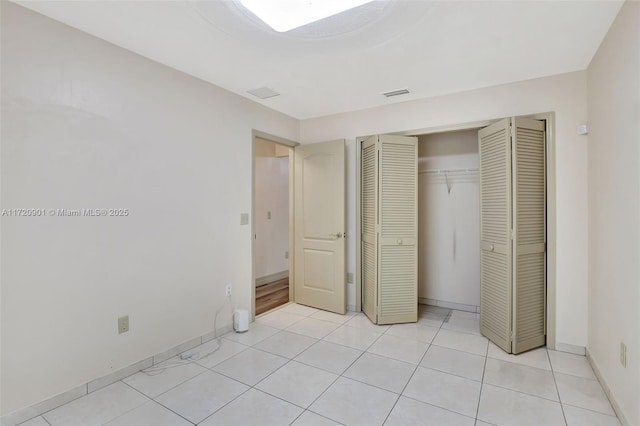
[[15, 0, 623, 119]]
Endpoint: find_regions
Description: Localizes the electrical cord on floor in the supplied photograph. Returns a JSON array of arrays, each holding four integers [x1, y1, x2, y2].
[[142, 293, 233, 376]]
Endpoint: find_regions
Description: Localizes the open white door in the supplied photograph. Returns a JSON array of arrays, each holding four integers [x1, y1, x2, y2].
[[294, 140, 346, 314]]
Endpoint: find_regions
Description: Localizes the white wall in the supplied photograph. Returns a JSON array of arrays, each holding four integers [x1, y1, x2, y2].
[[587, 2, 640, 424], [417, 130, 480, 308], [300, 70, 589, 348], [0, 3, 298, 416], [254, 140, 289, 279]]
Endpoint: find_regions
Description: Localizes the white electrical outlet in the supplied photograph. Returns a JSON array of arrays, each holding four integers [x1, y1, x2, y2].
[[620, 342, 627, 367], [118, 316, 129, 334], [226, 284, 232, 297], [347, 272, 354, 283]]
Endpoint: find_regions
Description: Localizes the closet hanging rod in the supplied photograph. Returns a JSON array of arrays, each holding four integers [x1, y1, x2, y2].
[[418, 167, 479, 175]]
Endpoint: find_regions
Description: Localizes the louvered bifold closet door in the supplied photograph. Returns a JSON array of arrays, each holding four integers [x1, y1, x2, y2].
[[512, 117, 546, 354], [479, 119, 513, 353], [377, 135, 418, 325], [361, 136, 378, 323]]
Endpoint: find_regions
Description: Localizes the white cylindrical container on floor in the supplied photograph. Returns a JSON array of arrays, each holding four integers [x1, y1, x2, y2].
[[233, 309, 249, 333]]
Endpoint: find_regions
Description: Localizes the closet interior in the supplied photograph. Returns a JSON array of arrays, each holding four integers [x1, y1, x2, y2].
[[418, 129, 481, 313]]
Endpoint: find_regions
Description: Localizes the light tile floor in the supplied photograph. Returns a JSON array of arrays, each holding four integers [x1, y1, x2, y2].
[[21, 304, 620, 426]]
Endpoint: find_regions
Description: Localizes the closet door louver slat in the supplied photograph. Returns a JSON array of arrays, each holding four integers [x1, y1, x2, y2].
[[512, 117, 546, 354], [479, 118, 513, 353]]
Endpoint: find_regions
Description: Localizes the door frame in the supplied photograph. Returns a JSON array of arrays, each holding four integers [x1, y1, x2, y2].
[[354, 112, 557, 349], [251, 130, 299, 321]]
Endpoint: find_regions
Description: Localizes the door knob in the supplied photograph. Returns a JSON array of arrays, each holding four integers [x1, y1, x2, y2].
[[490, 244, 495, 252], [329, 232, 343, 239]]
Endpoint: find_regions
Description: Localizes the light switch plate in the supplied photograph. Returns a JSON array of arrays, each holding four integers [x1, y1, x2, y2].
[[240, 213, 249, 225], [347, 273, 354, 283]]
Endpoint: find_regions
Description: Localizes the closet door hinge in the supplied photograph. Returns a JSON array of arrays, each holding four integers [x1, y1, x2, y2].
[[510, 330, 514, 342]]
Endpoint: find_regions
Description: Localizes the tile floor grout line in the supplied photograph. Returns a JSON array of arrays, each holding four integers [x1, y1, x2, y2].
[[546, 348, 569, 426], [192, 384, 253, 425], [197, 333, 300, 423], [339, 374, 405, 396], [474, 340, 490, 422], [249, 384, 312, 411], [547, 369, 599, 381], [480, 382, 570, 405], [383, 311, 451, 424], [418, 364, 483, 384], [305, 321, 397, 422], [290, 410, 347, 426], [380, 393, 402, 426], [246, 329, 364, 418], [117, 380, 196, 426], [476, 382, 562, 404], [484, 354, 553, 372], [381, 310, 450, 425], [312, 327, 384, 353], [429, 341, 487, 357], [199, 366, 256, 388], [561, 402, 621, 418], [294, 339, 372, 425], [399, 393, 478, 422], [196, 345, 251, 371], [380, 351, 425, 425], [126, 360, 211, 400], [304, 407, 349, 426]]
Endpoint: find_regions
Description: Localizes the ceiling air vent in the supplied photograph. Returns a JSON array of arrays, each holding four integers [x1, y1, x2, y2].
[[247, 87, 280, 99], [383, 88, 410, 98]]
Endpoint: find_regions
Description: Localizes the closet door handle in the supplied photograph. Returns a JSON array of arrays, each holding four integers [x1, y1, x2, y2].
[[490, 244, 495, 252], [397, 239, 403, 245]]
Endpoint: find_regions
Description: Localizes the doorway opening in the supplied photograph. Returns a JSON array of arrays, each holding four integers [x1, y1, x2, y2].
[[252, 132, 296, 318]]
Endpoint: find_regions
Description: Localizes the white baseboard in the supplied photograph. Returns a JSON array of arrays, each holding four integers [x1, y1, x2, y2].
[[419, 297, 479, 313], [586, 348, 630, 426], [0, 324, 233, 426], [0, 384, 87, 426], [255, 270, 289, 287], [554, 341, 586, 355]]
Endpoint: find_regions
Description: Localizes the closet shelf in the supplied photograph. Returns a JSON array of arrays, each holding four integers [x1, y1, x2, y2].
[[418, 167, 479, 175]]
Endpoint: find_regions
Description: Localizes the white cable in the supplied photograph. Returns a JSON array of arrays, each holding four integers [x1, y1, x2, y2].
[[143, 292, 233, 376]]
